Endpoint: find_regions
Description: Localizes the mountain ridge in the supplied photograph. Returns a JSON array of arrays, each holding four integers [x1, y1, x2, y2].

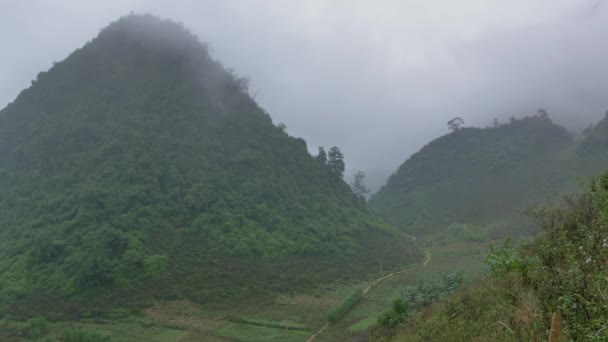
[[0, 14, 420, 317], [370, 114, 601, 235]]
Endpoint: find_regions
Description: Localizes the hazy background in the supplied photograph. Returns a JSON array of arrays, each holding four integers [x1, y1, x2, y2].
[[1, 0, 607, 190]]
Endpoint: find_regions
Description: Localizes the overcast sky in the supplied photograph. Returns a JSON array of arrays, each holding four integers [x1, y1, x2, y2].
[[1, 1, 607, 190]]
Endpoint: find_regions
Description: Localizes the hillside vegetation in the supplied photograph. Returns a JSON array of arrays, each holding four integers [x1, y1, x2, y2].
[[0, 15, 420, 318], [384, 171, 608, 341], [371, 113, 608, 236]]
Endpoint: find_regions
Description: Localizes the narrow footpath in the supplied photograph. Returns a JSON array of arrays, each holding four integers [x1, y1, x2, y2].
[[305, 250, 432, 342]]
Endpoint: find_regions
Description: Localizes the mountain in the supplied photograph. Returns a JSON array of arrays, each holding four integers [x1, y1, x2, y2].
[[0, 15, 419, 318], [370, 115, 577, 235]]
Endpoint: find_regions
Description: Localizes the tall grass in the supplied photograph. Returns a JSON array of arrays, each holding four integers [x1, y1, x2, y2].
[[60, 330, 111, 342]]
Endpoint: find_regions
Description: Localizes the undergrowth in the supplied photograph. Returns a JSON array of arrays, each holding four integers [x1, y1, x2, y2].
[[381, 171, 608, 341]]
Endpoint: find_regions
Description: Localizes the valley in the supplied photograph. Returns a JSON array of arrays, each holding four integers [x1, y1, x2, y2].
[[1, 237, 491, 341], [1, 10, 608, 342]]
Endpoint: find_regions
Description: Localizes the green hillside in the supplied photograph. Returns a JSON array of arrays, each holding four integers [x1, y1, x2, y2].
[[0, 15, 420, 318], [370, 115, 576, 235], [384, 171, 608, 341]]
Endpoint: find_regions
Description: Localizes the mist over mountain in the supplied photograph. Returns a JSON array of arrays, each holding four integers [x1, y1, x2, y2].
[[1, 1, 607, 185], [0, 15, 419, 317], [1, 3, 608, 341]]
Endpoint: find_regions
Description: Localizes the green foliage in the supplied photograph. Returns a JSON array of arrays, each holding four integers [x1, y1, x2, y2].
[[327, 288, 363, 322], [579, 111, 608, 153], [0, 14, 420, 315], [327, 146, 345, 178], [390, 171, 608, 341], [377, 298, 409, 329], [392, 272, 463, 311], [213, 322, 311, 342], [485, 239, 535, 284], [60, 330, 111, 342], [143, 254, 168, 276], [523, 178, 608, 339], [371, 114, 585, 236], [27, 316, 49, 339]]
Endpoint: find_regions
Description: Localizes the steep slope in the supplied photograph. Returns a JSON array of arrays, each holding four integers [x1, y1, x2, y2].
[[0, 15, 420, 317], [370, 116, 574, 235]]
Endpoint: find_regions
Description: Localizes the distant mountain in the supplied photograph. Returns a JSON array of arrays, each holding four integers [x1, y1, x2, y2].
[[370, 115, 581, 235], [0, 15, 419, 318], [580, 111, 608, 153]]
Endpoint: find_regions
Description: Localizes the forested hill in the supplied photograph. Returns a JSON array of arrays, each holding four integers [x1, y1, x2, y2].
[[370, 115, 578, 235], [0, 15, 419, 317], [580, 111, 608, 153]]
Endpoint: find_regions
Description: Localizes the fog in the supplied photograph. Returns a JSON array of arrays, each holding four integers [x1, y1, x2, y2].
[[1, 1, 607, 190]]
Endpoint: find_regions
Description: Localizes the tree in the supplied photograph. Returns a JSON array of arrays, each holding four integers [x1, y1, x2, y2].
[[351, 170, 370, 198], [316, 146, 327, 164], [276, 122, 287, 132], [447, 117, 464, 132], [537, 108, 549, 120], [327, 146, 345, 178]]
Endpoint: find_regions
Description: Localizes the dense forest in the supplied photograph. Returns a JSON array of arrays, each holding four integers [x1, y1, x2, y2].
[[371, 112, 608, 237], [0, 15, 420, 318]]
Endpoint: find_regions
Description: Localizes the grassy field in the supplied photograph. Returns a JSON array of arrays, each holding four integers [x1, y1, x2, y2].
[[312, 239, 491, 342], [0, 238, 492, 341]]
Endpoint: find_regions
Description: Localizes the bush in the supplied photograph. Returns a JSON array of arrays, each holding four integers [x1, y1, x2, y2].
[[27, 316, 49, 339], [377, 298, 409, 329], [393, 272, 463, 310], [327, 288, 363, 322], [143, 254, 169, 275], [485, 239, 535, 285]]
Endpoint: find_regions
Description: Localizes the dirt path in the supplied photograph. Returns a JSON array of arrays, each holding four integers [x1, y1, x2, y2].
[[305, 250, 432, 342], [304, 322, 330, 342], [363, 250, 431, 295]]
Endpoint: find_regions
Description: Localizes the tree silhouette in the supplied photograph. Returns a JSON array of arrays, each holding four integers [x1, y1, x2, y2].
[[351, 170, 370, 198], [328, 146, 345, 178], [316, 146, 327, 164], [447, 117, 464, 132]]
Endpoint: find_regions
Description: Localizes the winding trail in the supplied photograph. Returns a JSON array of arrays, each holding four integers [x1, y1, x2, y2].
[[305, 250, 432, 342]]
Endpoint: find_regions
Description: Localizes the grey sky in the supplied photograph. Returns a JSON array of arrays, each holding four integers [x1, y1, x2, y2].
[[1, 1, 607, 190]]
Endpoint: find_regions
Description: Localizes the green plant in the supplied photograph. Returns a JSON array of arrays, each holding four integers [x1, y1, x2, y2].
[[485, 239, 534, 285], [377, 298, 409, 329], [327, 288, 363, 322], [60, 329, 111, 342], [27, 316, 49, 339], [389, 171, 608, 342], [393, 272, 463, 311]]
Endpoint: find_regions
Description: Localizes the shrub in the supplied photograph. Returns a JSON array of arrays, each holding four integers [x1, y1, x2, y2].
[[27, 317, 49, 339], [377, 298, 409, 329], [393, 272, 463, 310], [485, 239, 535, 285], [327, 288, 363, 322]]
